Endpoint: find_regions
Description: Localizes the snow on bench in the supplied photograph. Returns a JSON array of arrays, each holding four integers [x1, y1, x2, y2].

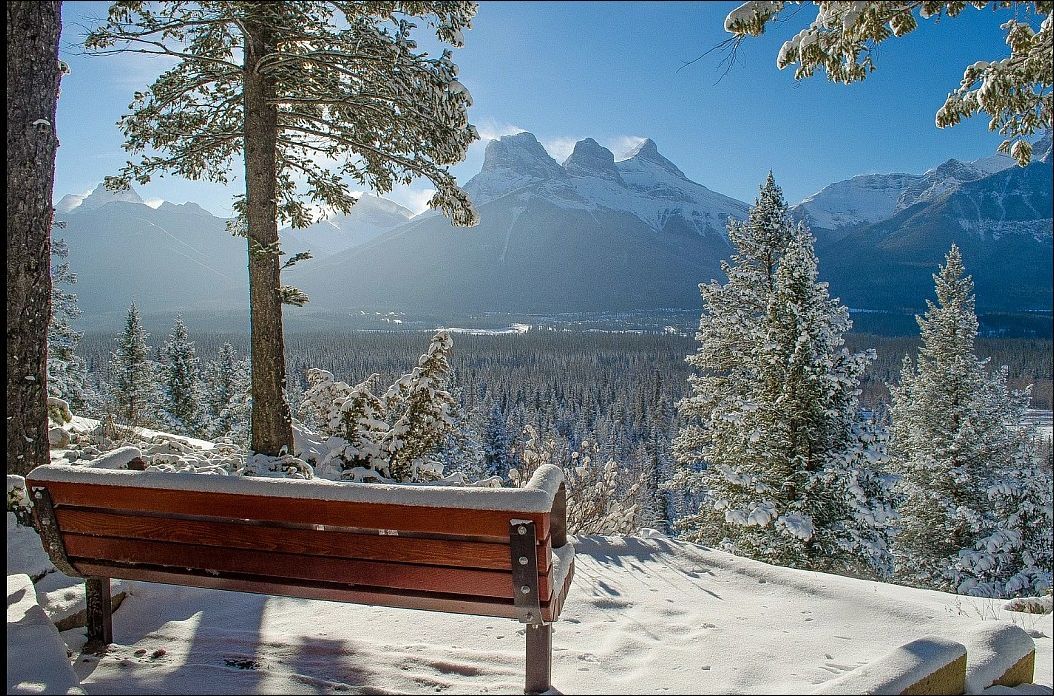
[[811, 635, 967, 695], [962, 623, 1038, 693], [26, 463, 575, 694]]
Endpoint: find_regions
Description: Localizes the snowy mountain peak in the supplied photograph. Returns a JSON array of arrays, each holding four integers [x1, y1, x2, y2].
[[158, 201, 215, 216], [63, 182, 145, 213], [793, 173, 921, 230], [623, 138, 687, 179], [466, 132, 566, 205], [55, 193, 85, 214], [480, 131, 563, 179], [893, 158, 990, 214], [563, 138, 623, 183]]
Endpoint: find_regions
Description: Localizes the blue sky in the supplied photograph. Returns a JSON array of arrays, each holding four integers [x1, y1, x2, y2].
[[54, 1, 1032, 217]]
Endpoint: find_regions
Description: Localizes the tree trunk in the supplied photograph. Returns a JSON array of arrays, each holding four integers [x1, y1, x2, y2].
[[6, 2, 61, 476], [242, 11, 294, 456]]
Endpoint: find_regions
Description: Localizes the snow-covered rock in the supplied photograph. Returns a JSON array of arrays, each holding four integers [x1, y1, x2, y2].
[[7, 513, 55, 580], [7, 574, 85, 695]]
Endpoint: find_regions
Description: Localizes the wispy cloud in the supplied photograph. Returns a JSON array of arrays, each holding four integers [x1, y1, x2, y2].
[[475, 118, 526, 142], [607, 135, 648, 161], [143, 198, 165, 209], [540, 136, 581, 164], [388, 185, 437, 215], [539, 134, 648, 164]]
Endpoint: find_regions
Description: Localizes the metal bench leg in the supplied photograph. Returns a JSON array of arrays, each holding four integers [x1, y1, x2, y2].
[[85, 576, 112, 651], [525, 623, 552, 694]]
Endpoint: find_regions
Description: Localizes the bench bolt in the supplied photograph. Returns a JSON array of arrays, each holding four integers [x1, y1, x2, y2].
[[521, 585, 531, 594], [519, 556, 529, 565], [517, 526, 527, 535]]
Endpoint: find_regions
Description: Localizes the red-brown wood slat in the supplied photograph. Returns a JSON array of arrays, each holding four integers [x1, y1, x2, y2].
[[72, 562, 565, 621], [64, 534, 554, 600], [38, 480, 549, 541], [54, 508, 552, 573]]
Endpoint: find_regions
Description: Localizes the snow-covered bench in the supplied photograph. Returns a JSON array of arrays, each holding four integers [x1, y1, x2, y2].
[[26, 463, 575, 694]]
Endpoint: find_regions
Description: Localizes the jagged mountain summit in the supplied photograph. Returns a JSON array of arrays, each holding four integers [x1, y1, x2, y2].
[[50, 185, 413, 325], [790, 134, 1050, 234], [55, 182, 145, 214], [53, 187, 246, 323], [289, 133, 751, 313], [818, 160, 1052, 313]]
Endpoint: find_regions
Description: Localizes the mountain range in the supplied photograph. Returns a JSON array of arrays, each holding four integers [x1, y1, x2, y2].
[[54, 131, 1052, 328]]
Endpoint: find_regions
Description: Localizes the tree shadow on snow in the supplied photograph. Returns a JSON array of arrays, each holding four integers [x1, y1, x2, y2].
[[71, 582, 268, 694], [572, 536, 723, 600]]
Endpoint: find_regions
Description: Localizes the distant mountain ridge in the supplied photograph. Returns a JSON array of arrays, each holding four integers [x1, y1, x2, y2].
[[280, 195, 414, 259], [55, 132, 1052, 325], [289, 133, 750, 313]]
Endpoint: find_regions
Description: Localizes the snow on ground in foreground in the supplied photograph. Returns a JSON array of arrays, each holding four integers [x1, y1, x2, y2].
[[13, 534, 1047, 695]]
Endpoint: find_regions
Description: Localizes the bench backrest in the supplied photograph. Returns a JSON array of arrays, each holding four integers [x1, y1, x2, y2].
[[27, 463, 572, 623]]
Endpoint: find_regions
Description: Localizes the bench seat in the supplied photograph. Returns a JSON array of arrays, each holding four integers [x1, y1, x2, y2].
[[27, 462, 574, 694]]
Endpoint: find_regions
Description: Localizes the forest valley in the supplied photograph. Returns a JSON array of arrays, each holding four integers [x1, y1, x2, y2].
[[33, 176, 1054, 604]]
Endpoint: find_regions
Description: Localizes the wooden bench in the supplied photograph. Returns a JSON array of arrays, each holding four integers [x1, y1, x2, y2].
[[27, 462, 575, 694]]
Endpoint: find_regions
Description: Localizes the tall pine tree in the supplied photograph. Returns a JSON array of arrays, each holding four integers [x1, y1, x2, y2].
[[482, 403, 513, 478], [890, 245, 1053, 596], [48, 238, 91, 412], [158, 317, 203, 435], [383, 330, 459, 482], [674, 175, 892, 576], [86, 2, 479, 457], [7, 1, 62, 476], [109, 302, 157, 427]]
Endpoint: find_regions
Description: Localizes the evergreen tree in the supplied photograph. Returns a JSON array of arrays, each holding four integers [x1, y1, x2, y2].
[[482, 403, 513, 478], [47, 238, 91, 412], [204, 342, 251, 441], [301, 368, 389, 479], [891, 245, 1053, 596], [437, 387, 486, 481], [674, 175, 893, 576], [86, 2, 479, 457], [109, 302, 157, 427], [300, 331, 463, 483], [158, 317, 203, 435], [382, 330, 459, 482]]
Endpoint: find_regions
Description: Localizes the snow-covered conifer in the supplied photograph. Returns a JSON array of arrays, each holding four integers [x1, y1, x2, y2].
[[108, 303, 158, 427], [204, 342, 251, 442], [47, 239, 92, 412], [436, 388, 486, 482], [299, 332, 466, 483], [158, 317, 203, 435], [382, 330, 459, 482], [674, 176, 893, 576], [891, 245, 1053, 595], [482, 403, 514, 478]]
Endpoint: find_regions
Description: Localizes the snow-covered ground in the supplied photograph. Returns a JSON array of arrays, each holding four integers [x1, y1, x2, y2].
[[9, 415, 1052, 694], [8, 519, 1052, 695]]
